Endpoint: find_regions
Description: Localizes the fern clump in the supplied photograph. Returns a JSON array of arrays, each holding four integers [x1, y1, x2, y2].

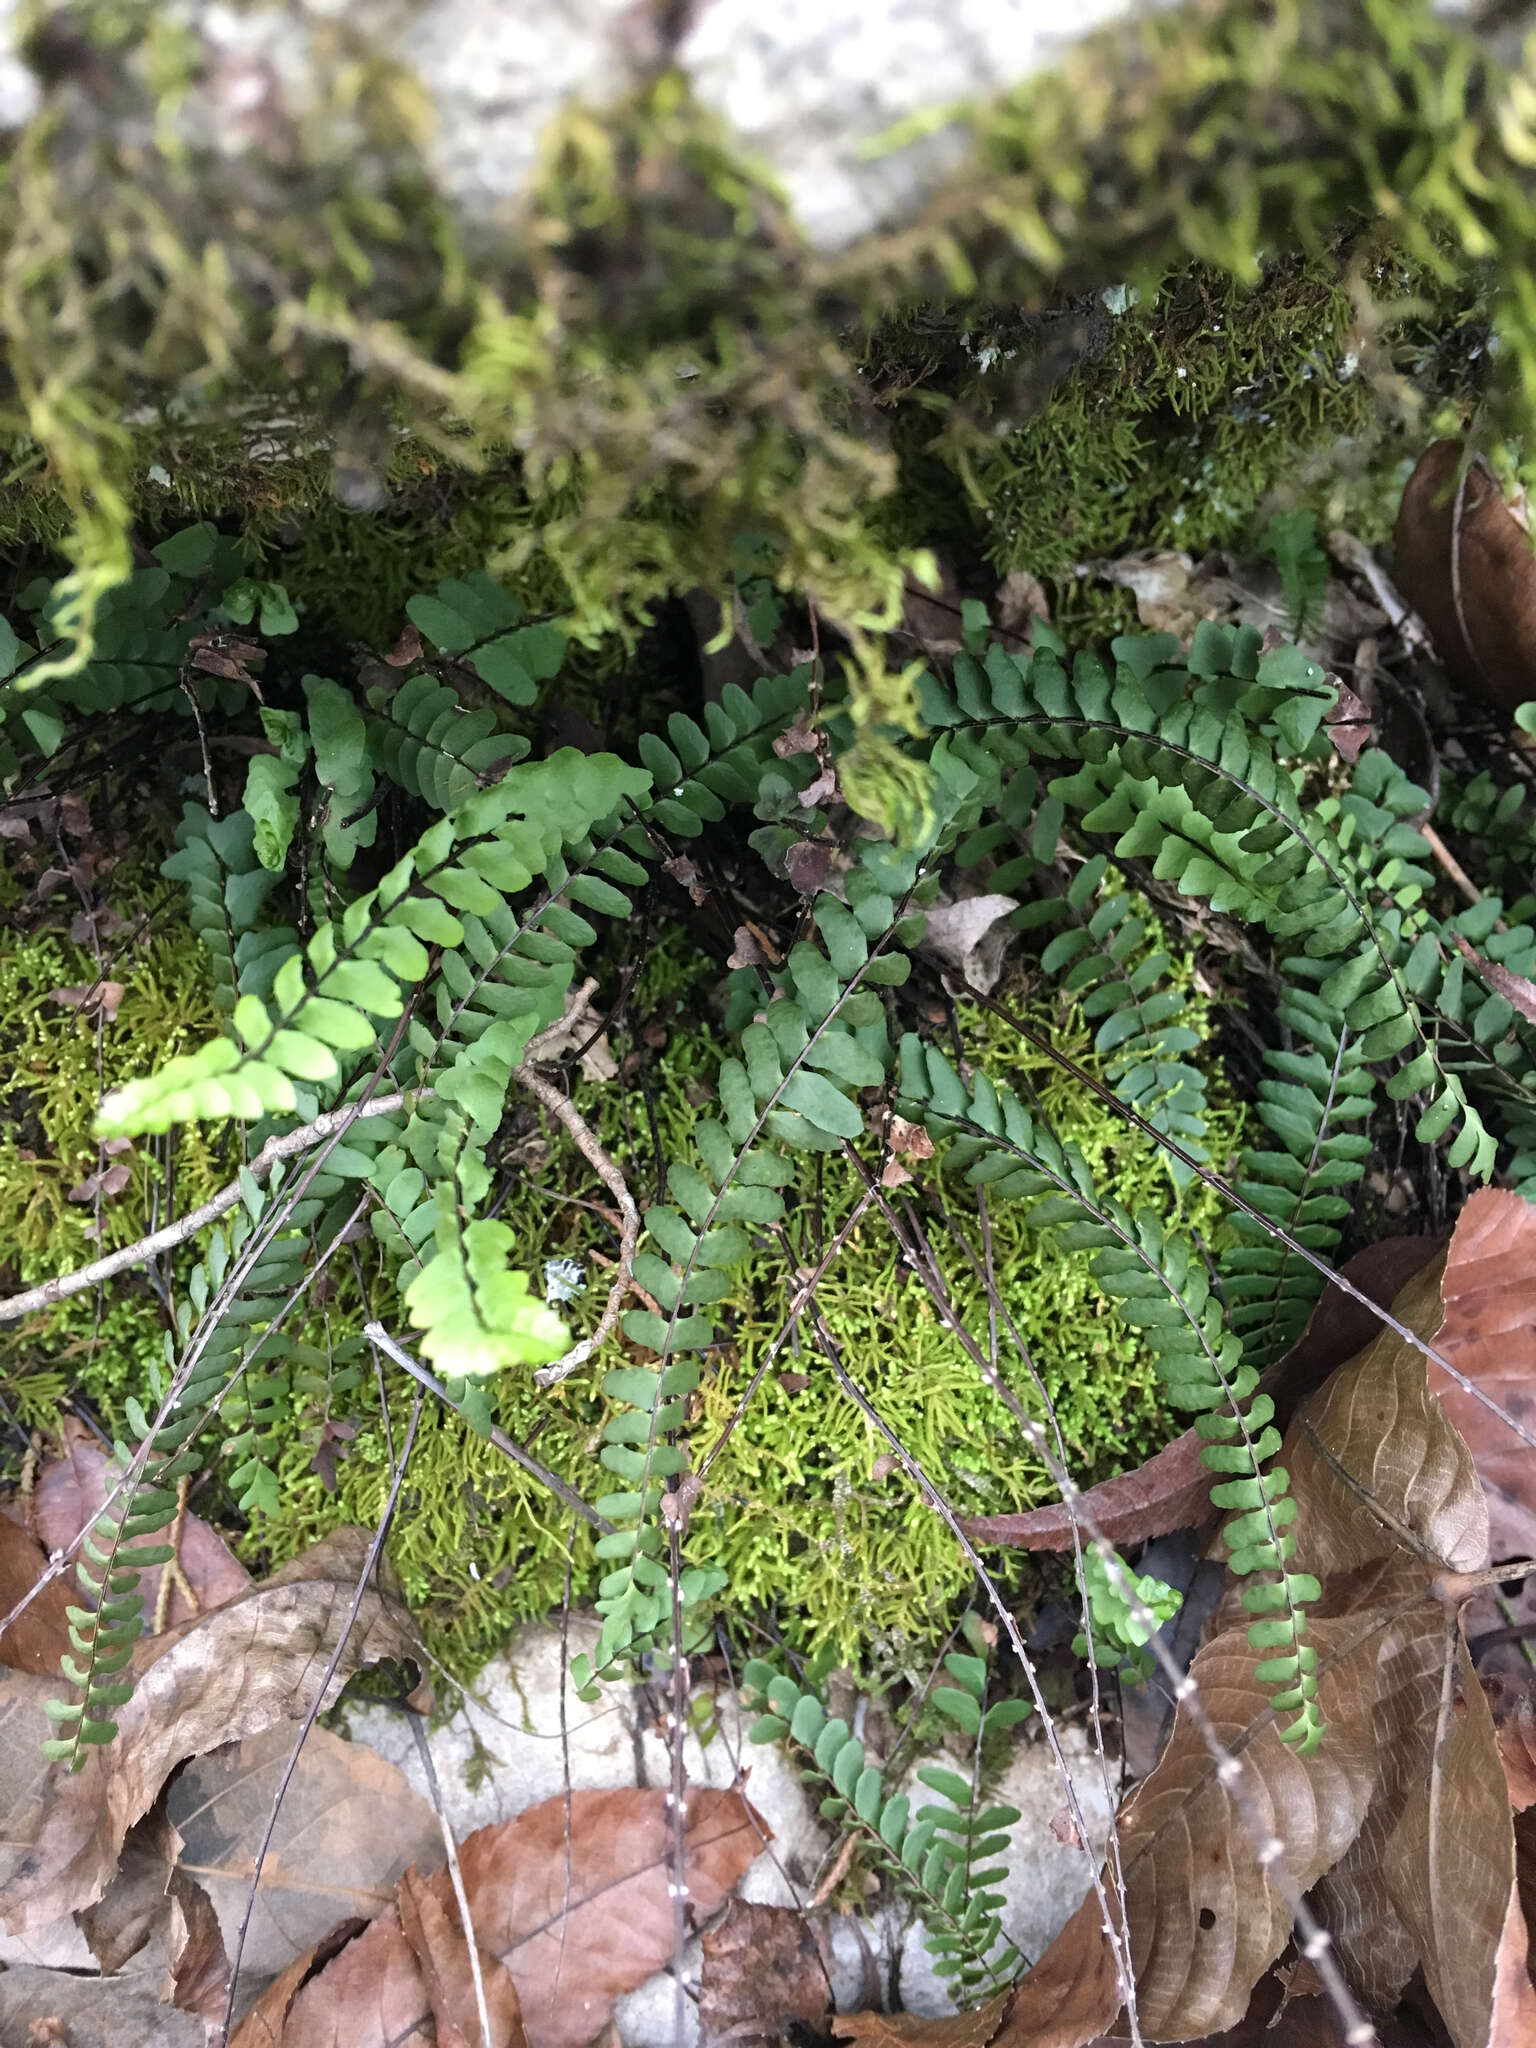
[[5, 513, 1535, 1772]]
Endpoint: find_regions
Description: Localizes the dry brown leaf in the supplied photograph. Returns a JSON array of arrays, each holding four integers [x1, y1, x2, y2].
[[0, 1961, 204, 2047], [46, 980, 126, 1024], [396, 1864, 526, 2048], [834, 1987, 1014, 2046], [228, 1916, 370, 2048], [1308, 1602, 1446, 2012], [962, 1235, 1446, 1556], [164, 1856, 232, 2025], [1383, 1633, 1536, 2048], [698, 1898, 832, 2046], [1284, 1254, 1487, 1582], [1106, 1612, 1383, 2038], [0, 1512, 77, 1675], [917, 895, 1019, 996], [1425, 1187, 1536, 1568], [0, 1527, 420, 1937], [271, 1909, 433, 2047], [238, 1785, 764, 2048], [441, 1786, 766, 2048], [76, 1804, 185, 1974], [30, 1415, 251, 1630], [166, 1718, 443, 1985], [1489, 1677, 1536, 1810], [960, 1430, 1214, 1554], [991, 1889, 1123, 2047], [1394, 439, 1536, 717]]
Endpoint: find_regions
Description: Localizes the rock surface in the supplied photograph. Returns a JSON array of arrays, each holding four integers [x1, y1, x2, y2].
[[345, 1616, 1118, 2045], [6, 1, 1517, 256]]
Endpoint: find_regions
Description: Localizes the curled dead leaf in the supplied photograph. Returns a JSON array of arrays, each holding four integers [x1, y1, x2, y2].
[[46, 981, 125, 1025], [1394, 439, 1536, 717]]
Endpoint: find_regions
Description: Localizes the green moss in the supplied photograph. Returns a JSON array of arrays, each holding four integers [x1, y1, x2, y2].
[[226, 917, 1241, 1685], [0, 887, 223, 1442], [2, 0, 1530, 750]]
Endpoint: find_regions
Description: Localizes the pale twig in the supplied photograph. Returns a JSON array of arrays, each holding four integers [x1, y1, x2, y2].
[[519, 1060, 639, 1389], [1421, 821, 1490, 912], [1326, 529, 1430, 653], [0, 1087, 426, 1323], [408, 1712, 494, 2048], [361, 1322, 613, 1532]]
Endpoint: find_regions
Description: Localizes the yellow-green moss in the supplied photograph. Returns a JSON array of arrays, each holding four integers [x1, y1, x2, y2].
[[233, 919, 1242, 1684], [0, 892, 223, 1436]]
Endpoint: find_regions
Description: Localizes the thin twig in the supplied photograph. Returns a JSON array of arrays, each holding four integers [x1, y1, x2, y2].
[[1325, 529, 1430, 654], [0, 1087, 427, 1323], [408, 1711, 494, 2048], [361, 1322, 613, 1533], [1420, 822, 1487, 911], [518, 1061, 640, 1388]]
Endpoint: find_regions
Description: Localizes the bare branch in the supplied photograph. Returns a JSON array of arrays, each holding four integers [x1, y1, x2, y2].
[[0, 1086, 428, 1324], [518, 1059, 640, 1389]]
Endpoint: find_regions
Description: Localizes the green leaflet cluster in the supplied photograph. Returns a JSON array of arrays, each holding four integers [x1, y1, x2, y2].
[[917, 620, 1517, 1350], [742, 1639, 1029, 1999], [1219, 956, 1374, 1370], [894, 1036, 1326, 1751], [575, 820, 930, 1690], [44, 1159, 308, 1763], [0, 522, 264, 786], [1073, 1547, 1184, 1685], [1029, 853, 1210, 1187]]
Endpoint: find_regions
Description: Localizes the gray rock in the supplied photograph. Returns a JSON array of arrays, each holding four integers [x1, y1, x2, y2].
[[345, 1617, 1117, 2045]]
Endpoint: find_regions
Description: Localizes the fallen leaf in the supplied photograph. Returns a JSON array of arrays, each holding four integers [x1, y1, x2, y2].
[[1382, 1632, 1536, 2048], [1393, 439, 1536, 717], [917, 895, 1019, 996], [0, 1527, 420, 1936], [992, 1889, 1123, 2046], [240, 1785, 765, 2048], [446, 1785, 765, 2048], [959, 1431, 1214, 1554], [662, 853, 709, 905], [163, 1857, 231, 2026], [166, 1719, 443, 1984], [784, 839, 835, 897], [396, 1864, 526, 2048], [960, 1234, 1447, 1554], [1418, 1189, 1536, 1569], [1108, 1613, 1382, 2037], [1325, 675, 1375, 763], [1283, 1253, 1487, 1581], [227, 1916, 370, 2048], [728, 924, 779, 971], [0, 1514, 77, 1675], [46, 980, 126, 1024], [698, 1898, 832, 2046], [0, 1963, 204, 2047], [384, 622, 424, 667], [77, 1804, 185, 1973], [29, 1415, 251, 1630], [67, 1161, 132, 1203], [834, 1987, 1014, 2045]]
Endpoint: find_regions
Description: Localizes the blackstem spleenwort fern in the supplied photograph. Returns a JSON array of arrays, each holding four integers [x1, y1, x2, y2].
[[8, 528, 1535, 1776], [741, 1628, 1031, 1999]]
